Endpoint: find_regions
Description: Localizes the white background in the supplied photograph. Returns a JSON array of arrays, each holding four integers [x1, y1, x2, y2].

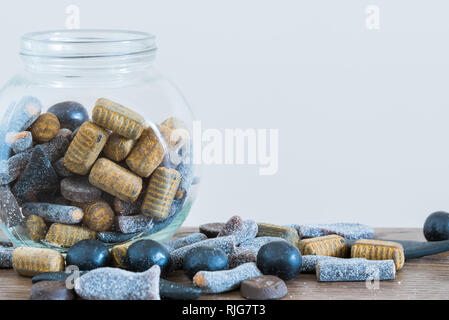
[[1, 0, 449, 227]]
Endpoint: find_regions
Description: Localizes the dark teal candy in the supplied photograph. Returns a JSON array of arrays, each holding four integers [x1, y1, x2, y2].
[[66, 240, 111, 271], [126, 240, 171, 275], [424, 211, 449, 241], [48, 101, 90, 131], [183, 247, 229, 279], [257, 241, 302, 281], [159, 279, 202, 300]]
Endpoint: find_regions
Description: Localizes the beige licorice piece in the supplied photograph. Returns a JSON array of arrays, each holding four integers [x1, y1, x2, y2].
[[25, 215, 48, 242], [83, 201, 115, 232], [45, 223, 96, 248], [141, 167, 181, 221], [92, 98, 145, 140], [30, 113, 60, 143], [257, 223, 300, 247], [64, 122, 109, 175], [298, 235, 348, 258], [111, 242, 133, 268], [103, 133, 136, 162], [351, 239, 405, 271], [13, 247, 64, 277], [89, 158, 143, 203], [126, 127, 165, 178]]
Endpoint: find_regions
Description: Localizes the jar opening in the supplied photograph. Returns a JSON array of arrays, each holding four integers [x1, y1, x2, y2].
[[21, 30, 157, 58]]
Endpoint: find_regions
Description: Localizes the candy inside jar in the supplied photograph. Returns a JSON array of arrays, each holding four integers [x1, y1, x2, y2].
[[0, 30, 198, 250]]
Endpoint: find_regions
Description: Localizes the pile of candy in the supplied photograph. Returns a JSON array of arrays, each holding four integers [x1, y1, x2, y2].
[[0, 211, 448, 300], [0, 97, 194, 247]]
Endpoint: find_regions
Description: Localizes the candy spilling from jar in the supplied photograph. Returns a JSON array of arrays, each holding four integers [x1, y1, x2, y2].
[[1, 212, 448, 300], [0, 97, 195, 247]]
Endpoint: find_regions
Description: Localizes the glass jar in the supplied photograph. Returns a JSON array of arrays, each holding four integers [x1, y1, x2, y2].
[[0, 30, 198, 251]]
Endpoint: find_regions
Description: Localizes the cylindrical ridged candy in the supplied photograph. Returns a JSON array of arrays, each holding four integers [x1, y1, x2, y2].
[[316, 258, 396, 282], [64, 122, 110, 175], [141, 167, 181, 220], [103, 133, 136, 162], [12, 247, 64, 277], [22, 203, 84, 225], [257, 223, 299, 247], [30, 113, 60, 143], [298, 235, 348, 258], [89, 158, 143, 203], [5, 131, 33, 153], [83, 201, 115, 232], [170, 236, 236, 270], [111, 242, 133, 268], [193, 262, 263, 294], [92, 98, 145, 140], [126, 127, 165, 178], [45, 223, 96, 248], [351, 239, 405, 270], [26, 215, 48, 241]]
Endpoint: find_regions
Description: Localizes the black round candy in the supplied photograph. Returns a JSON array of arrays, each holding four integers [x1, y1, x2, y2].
[[257, 241, 302, 281], [126, 240, 171, 275], [424, 211, 449, 241], [183, 247, 229, 279], [48, 101, 89, 131], [66, 239, 110, 271]]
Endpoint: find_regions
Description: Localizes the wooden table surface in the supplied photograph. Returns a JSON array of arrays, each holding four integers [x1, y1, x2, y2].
[[1, 227, 448, 300]]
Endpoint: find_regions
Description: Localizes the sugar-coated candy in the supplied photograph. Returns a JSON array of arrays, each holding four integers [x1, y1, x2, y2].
[[64, 121, 109, 175], [75, 265, 161, 300], [40, 134, 70, 163], [5, 131, 33, 153], [0, 185, 23, 227], [228, 248, 256, 269], [22, 202, 84, 225], [164, 233, 207, 251], [89, 158, 143, 203], [8, 96, 42, 131], [12, 146, 58, 203], [298, 223, 374, 240], [30, 113, 60, 143], [126, 126, 165, 177], [0, 247, 14, 269], [218, 216, 258, 245], [316, 258, 396, 282], [193, 262, 262, 294], [12, 247, 64, 277]]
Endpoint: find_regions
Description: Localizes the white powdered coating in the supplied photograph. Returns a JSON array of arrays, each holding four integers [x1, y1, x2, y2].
[[117, 215, 154, 234], [165, 233, 207, 251], [0, 247, 13, 268], [239, 237, 288, 256], [75, 266, 160, 300], [298, 223, 374, 240], [218, 217, 258, 245], [194, 262, 263, 294], [301, 255, 343, 273], [317, 258, 396, 282], [228, 247, 256, 268], [170, 236, 236, 270]]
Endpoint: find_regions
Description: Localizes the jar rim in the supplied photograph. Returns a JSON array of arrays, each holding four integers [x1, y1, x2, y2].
[[21, 29, 157, 58]]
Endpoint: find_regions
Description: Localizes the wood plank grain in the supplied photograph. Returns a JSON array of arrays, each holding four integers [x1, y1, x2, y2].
[[0, 227, 448, 300]]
